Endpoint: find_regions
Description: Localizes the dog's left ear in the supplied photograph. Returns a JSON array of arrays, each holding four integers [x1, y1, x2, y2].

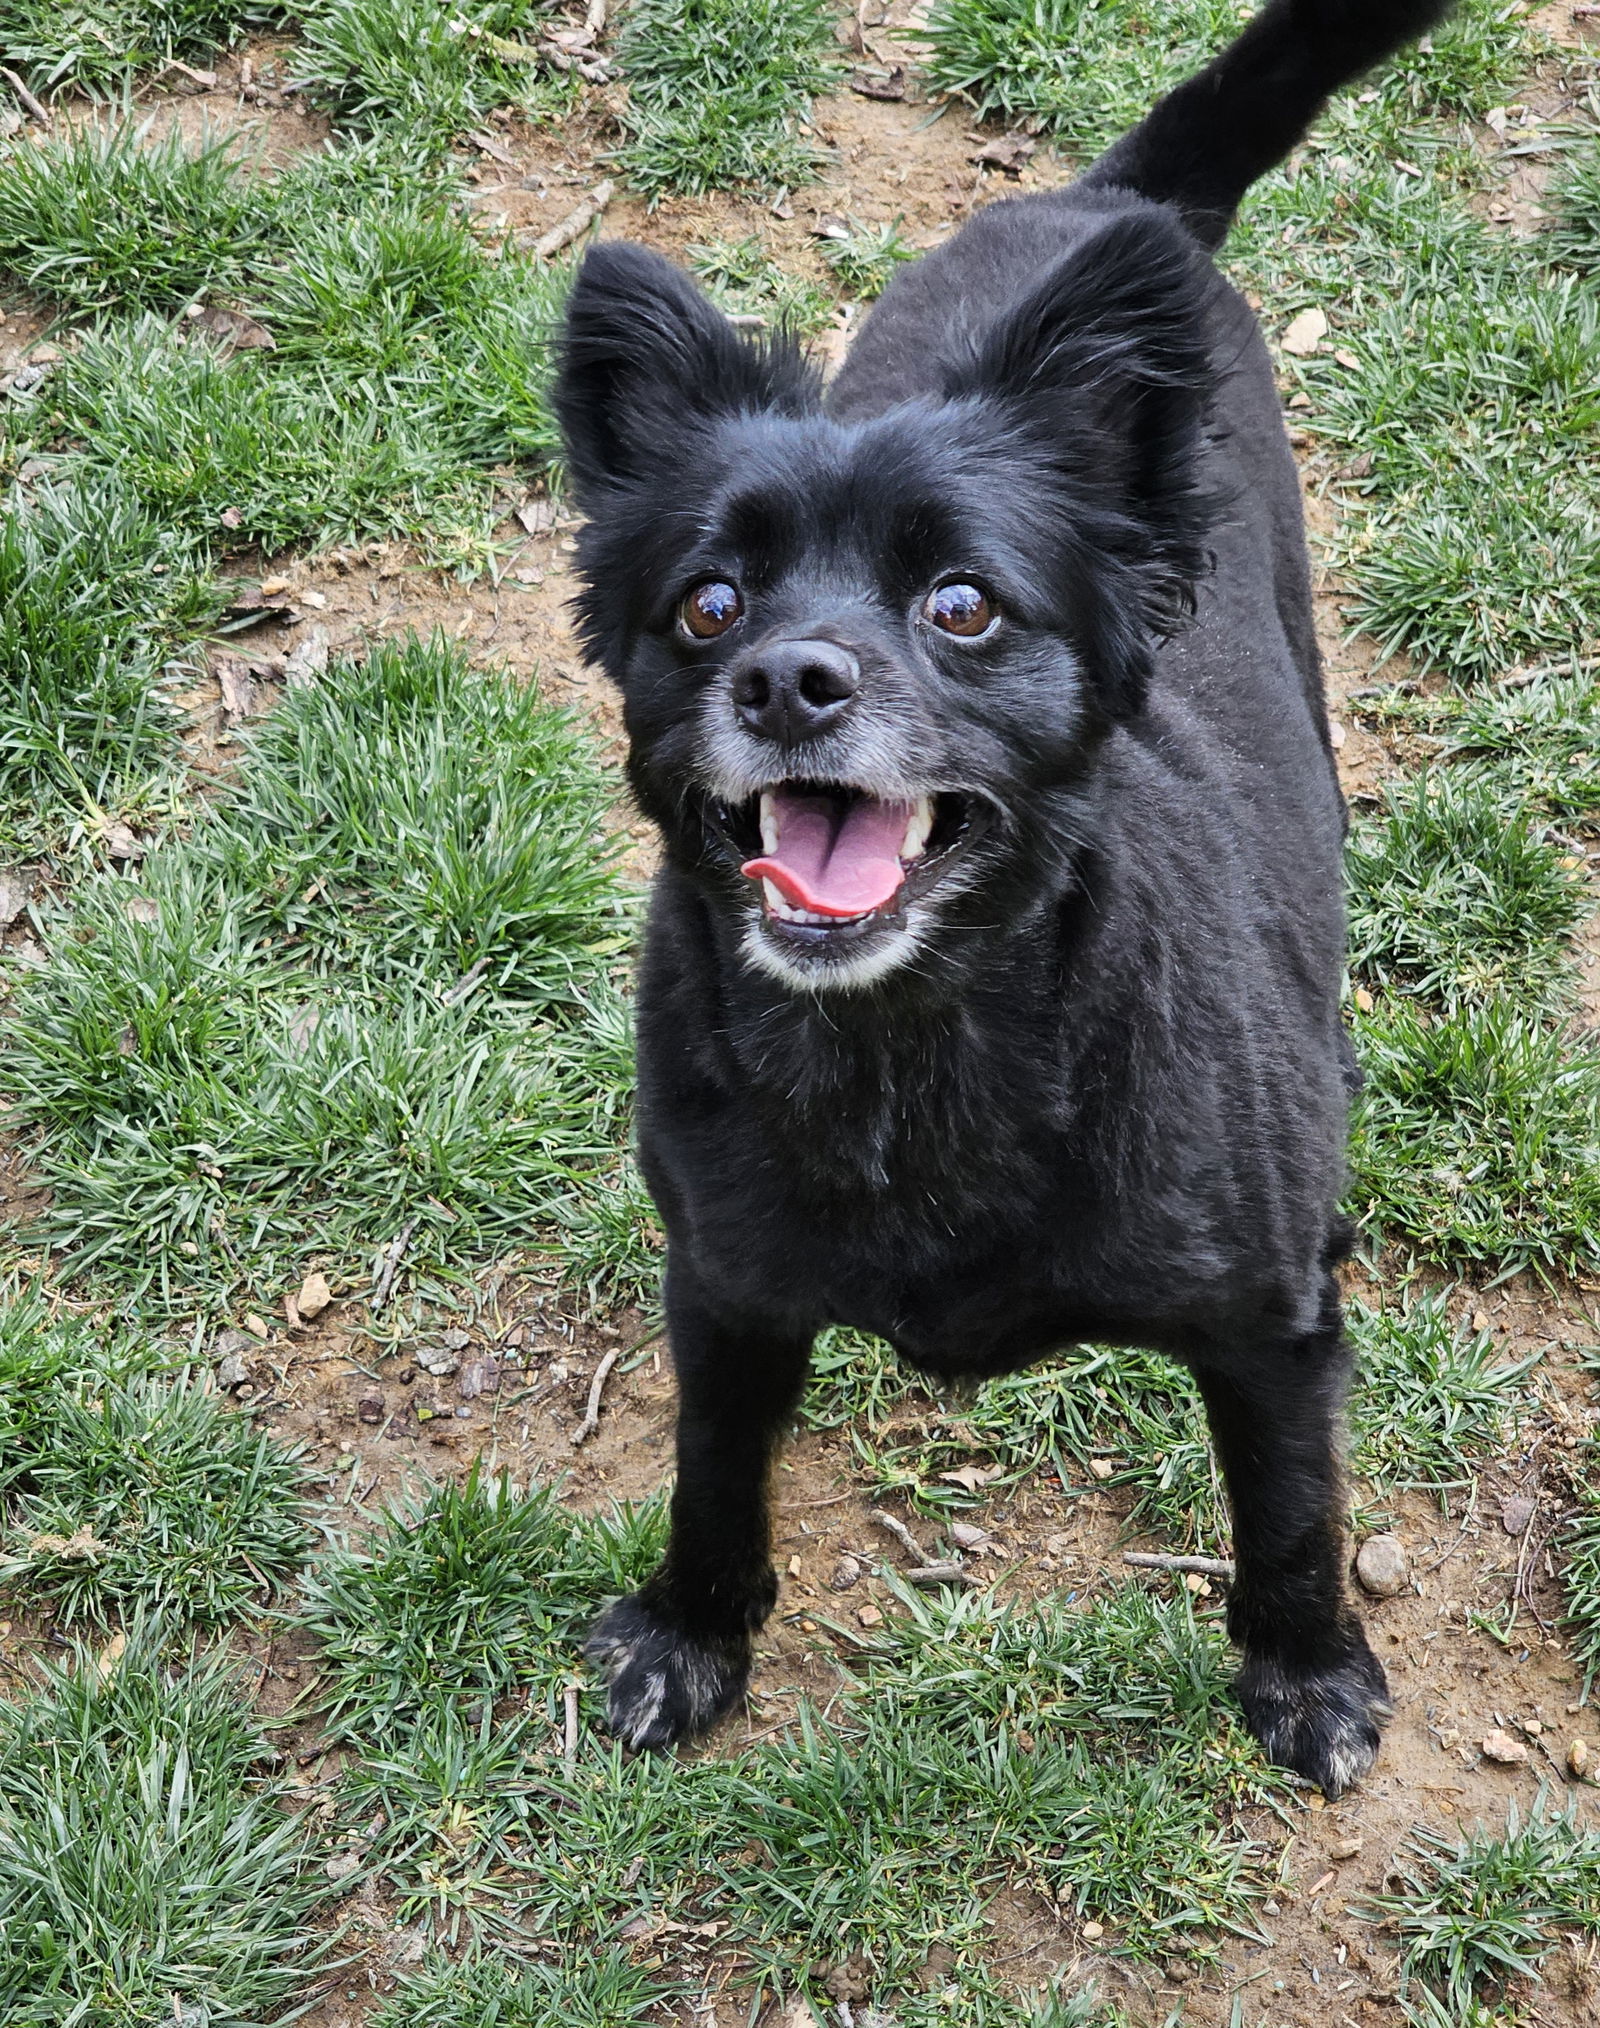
[[555, 242, 818, 512], [948, 208, 1217, 718]]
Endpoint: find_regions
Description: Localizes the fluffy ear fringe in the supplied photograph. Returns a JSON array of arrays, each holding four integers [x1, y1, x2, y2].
[[944, 209, 1219, 720], [555, 242, 820, 509]]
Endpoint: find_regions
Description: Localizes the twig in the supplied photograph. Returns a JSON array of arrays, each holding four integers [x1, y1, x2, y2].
[[571, 1343, 621, 1446], [870, 1508, 931, 1562], [583, 0, 607, 34], [531, 179, 614, 260], [1123, 1551, 1236, 1578], [441, 954, 490, 1005], [370, 1216, 419, 1308], [563, 1682, 581, 1761], [1, 67, 51, 124], [905, 1562, 972, 1587]]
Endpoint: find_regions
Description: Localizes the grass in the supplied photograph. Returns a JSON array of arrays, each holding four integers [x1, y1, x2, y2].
[[0, 130, 571, 557], [0, 0, 262, 97], [0, 1360, 309, 1626], [0, 473, 218, 859], [818, 215, 918, 299], [688, 234, 835, 334], [0, 1624, 325, 2025], [1, 634, 648, 1309], [920, 0, 1539, 158], [299, 1466, 666, 1742], [289, 0, 559, 150], [1356, 662, 1600, 826], [316, 1525, 1283, 2001], [1549, 136, 1600, 280], [372, 1949, 680, 2028], [1349, 995, 1600, 1279], [1367, 1803, 1600, 2022], [1345, 771, 1589, 1011], [615, 0, 842, 197]]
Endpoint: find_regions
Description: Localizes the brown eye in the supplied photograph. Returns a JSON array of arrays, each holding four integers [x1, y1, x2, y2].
[[681, 580, 743, 640], [925, 581, 996, 637]]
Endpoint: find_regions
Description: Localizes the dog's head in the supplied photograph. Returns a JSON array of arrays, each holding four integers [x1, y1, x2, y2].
[[555, 208, 1216, 993]]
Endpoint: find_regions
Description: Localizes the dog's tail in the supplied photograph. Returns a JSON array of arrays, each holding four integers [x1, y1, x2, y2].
[[1080, 0, 1454, 250]]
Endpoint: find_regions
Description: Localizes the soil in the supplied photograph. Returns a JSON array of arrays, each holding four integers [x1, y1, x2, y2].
[[5, 7, 1600, 2025]]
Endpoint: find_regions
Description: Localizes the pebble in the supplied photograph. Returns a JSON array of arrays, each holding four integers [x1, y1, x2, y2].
[[1480, 1728, 1529, 1766], [828, 1555, 863, 1592], [417, 1347, 460, 1378], [1500, 1494, 1537, 1537], [216, 1351, 250, 1390], [1355, 1533, 1409, 1597], [1570, 1738, 1590, 1779], [357, 1393, 384, 1424], [1330, 1835, 1363, 1861], [856, 1604, 883, 1628]]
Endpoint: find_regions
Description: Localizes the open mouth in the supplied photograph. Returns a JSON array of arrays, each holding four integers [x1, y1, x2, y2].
[[719, 783, 976, 944]]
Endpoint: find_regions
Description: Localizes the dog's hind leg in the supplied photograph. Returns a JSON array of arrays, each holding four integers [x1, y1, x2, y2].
[[586, 1257, 813, 1751], [1190, 1289, 1391, 1796]]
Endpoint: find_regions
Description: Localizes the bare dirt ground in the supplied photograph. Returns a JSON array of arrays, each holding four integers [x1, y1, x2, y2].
[[7, 5, 1600, 2024]]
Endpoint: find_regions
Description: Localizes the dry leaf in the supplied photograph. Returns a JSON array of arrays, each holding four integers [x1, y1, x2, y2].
[[97, 1631, 128, 1676], [217, 659, 258, 724], [850, 65, 906, 99], [1280, 306, 1328, 356], [937, 1462, 998, 1492], [284, 627, 330, 691], [970, 133, 1035, 174], [516, 497, 557, 536], [192, 305, 275, 352]]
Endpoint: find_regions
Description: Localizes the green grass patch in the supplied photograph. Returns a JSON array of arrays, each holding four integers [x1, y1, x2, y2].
[[301, 1466, 667, 1742], [1346, 1291, 1538, 1508], [1366, 1803, 1600, 2023], [1548, 135, 1600, 280], [1349, 995, 1600, 1279], [919, 0, 1537, 159], [1355, 663, 1600, 827], [1, 634, 650, 1309], [289, 0, 560, 149], [1345, 772, 1589, 1011], [0, 0, 263, 98], [818, 215, 918, 299], [688, 234, 835, 333], [328, 1551, 1281, 2004], [615, 0, 842, 197], [0, 1624, 325, 2024], [373, 1948, 680, 2028], [0, 130, 570, 556], [0, 1356, 308, 1627], [0, 473, 218, 859]]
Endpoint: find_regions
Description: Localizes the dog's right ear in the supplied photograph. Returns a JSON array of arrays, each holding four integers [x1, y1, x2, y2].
[[555, 243, 817, 511]]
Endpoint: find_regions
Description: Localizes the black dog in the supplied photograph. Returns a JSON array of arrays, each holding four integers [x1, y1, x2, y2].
[[555, 0, 1449, 1795]]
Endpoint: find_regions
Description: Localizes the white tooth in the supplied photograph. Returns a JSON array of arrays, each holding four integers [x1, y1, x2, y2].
[[901, 795, 934, 862], [759, 791, 779, 855], [763, 879, 787, 914]]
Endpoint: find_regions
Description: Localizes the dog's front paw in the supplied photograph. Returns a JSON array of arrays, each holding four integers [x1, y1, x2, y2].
[[585, 1593, 751, 1751], [1236, 1640, 1392, 1797]]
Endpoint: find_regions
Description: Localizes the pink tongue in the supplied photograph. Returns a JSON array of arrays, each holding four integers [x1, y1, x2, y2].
[[742, 791, 914, 918]]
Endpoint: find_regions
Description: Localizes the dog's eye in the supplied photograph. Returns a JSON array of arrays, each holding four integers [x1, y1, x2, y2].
[[680, 580, 744, 640], [925, 582, 996, 637]]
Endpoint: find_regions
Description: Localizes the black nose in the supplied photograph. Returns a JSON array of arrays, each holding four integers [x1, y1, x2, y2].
[[731, 639, 860, 745]]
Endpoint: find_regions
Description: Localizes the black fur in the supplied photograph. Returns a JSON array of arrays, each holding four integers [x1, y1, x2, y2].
[[556, 0, 1449, 1796]]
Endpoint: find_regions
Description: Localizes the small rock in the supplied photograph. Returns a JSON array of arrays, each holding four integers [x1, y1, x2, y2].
[[1569, 1738, 1590, 1779], [442, 1327, 471, 1350], [296, 1270, 333, 1320], [324, 1851, 362, 1883], [1500, 1494, 1536, 1537], [1480, 1729, 1529, 1766], [357, 1393, 384, 1424], [1330, 1835, 1363, 1861], [417, 1347, 460, 1378], [457, 1357, 501, 1401], [216, 1352, 250, 1390], [828, 1555, 863, 1592], [103, 823, 145, 861], [856, 1604, 883, 1628], [242, 1312, 271, 1341], [1355, 1533, 1409, 1597], [949, 1522, 990, 1549], [1081, 1920, 1104, 1941], [1087, 1457, 1114, 1481]]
